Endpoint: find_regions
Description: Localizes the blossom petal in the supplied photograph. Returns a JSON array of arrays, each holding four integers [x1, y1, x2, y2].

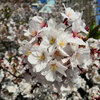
[[67, 37, 86, 45], [35, 62, 47, 72], [45, 70, 56, 82], [57, 65, 67, 76], [28, 54, 38, 64], [61, 13, 68, 18]]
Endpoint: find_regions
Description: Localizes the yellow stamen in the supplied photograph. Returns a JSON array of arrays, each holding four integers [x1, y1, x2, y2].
[[39, 54, 45, 61], [40, 21, 44, 27], [76, 53, 79, 59], [26, 51, 32, 56], [31, 32, 36, 36], [74, 33, 78, 37], [59, 40, 65, 48], [67, 12, 71, 17], [50, 38, 56, 44], [51, 64, 56, 71]]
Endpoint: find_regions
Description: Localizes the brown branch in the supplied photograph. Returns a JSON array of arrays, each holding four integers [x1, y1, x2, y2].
[[0, 65, 23, 79]]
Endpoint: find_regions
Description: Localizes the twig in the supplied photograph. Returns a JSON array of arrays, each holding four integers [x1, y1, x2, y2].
[[64, 25, 72, 31], [0, 65, 23, 79]]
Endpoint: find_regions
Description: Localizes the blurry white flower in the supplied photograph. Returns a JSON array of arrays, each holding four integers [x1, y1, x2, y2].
[[6, 85, 18, 93], [72, 18, 88, 35], [19, 40, 32, 56], [66, 67, 80, 86], [60, 85, 73, 98], [40, 19, 57, 33], [42, 60, 67, 82], [19, 81, 34, 98], [57, 32, 68, 49], [61, 4, 82, 22], [7, 35, 16, 41], [51, 47, 68, 60], [67, 35, 86, 45], [1, 82, 19, 100], [24, 16, 45, 37], [87, 38, 100, 48], [41, 29, 59, 52], [88, 86, 100, 99], [28, 46, 50, 72], [70, 47, 91, 69], [2, 58, 10, 68]]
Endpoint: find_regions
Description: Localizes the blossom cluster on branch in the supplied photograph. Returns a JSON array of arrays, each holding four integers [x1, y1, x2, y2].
[[18, 5, 100, 99]]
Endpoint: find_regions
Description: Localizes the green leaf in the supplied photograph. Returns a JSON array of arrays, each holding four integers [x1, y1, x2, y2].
[[87, 25, 100, 40]]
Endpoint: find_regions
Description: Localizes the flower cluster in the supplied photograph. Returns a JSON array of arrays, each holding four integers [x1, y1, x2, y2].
[[19, 6, 92, 84]]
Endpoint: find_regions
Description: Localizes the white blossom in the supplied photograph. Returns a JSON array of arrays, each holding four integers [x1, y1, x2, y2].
[[61, 4, 82, 22], [28, 46, 50, 72], [42, 60, 67, 82]]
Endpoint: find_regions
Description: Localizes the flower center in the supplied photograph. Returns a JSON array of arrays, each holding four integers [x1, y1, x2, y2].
[[59, 40, 65, 48], [40, 21, 46, 27], [26, 51, 32, 56], [73, 32, 78, 37], [50, 38, 56, 44], [76, 53, 79, 59], [39, 54, 45, 61], [31, 31, 37, 36], [54, 50, 61, 58], [51, 64, 56, 71], [67, 12, 71, 17]]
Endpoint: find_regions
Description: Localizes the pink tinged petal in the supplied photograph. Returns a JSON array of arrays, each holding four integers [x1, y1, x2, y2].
[[28, 54, 38, 64], [45, 70, 56, 82], [35, 62, 47, 72]]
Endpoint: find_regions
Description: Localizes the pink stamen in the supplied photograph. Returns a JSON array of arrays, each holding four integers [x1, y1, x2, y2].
[[72, 31, 78, 38], [63, 18, 68, 25], [85, 26, 90, 31], [41, 21, 48, 28]]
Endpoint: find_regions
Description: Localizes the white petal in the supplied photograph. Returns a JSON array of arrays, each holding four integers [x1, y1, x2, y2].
[[41, 64, 51, 75], [67, 37, 86, 45], [28, 54, 38, 64], [47, 19, 56, 28], [40, 37, 50, 48], [29, 16, 43, 32], [58, 47, 69, 56], [61, 13, 68, 18], [35, 62, 47, 72], [57, 65, 67, 76], [49, 45, 55, 52], [81, 28, 88, 34], [45, 70, 56, 82]]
